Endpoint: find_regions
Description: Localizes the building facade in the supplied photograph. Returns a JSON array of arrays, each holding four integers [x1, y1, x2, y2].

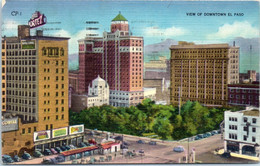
[[239, 70, 257, 83], [228, 82, 259, 107], [144, 56, 170, 80], [2, 38, 7, 111], [69, 70, 79, 94], [224, 108, 260, 157], [170, 42, 240, 107], [78, 13, 144, 107], [2, 25, 84, 156]]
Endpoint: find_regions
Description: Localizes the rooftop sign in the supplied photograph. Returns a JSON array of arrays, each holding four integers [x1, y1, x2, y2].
[[28, 11, 47, 29]]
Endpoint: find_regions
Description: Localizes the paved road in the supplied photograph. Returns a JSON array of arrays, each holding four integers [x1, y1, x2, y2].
[[14, 133, 224, 164]]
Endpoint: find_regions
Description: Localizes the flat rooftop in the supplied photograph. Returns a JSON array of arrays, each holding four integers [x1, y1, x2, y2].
[[170, 43, 238, 49]]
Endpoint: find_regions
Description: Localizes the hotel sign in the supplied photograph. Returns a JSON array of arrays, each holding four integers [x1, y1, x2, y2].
[[69, 125, 84, 135], [34, 130, 51, 142], [2, 117, 18, 132], [52, 127, 68, 138], [28, 11, 47, 29]]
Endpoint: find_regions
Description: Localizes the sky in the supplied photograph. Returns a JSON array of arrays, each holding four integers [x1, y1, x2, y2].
[[2, 0, 260, 55]]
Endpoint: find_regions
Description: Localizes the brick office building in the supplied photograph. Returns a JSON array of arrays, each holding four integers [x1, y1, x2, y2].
[[78, 12, 144, 107], [228, 82, 259, 107]]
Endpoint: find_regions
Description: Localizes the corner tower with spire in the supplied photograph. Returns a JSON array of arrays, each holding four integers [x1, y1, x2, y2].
[[111, 12, 129, 33]]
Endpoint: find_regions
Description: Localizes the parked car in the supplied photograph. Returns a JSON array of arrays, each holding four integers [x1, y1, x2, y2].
[[65, 145, 71, 150], [139, 149, 145, 153], [2, 155, 14, 163], [42, 158, 58, 164], [22, 152, 31, 160], [123, 141, 130, 146], [203, 132, 211, 138], [55, 155, 65, 162], [33, 150, 43, 158], [149, 141, 157, 145], [60, 146, 67, 151], [173, 146, 185, 152], [137, 140, 145, 144], [50, 148, 58, 154], [195, 134, 204, 140], [211, 130, 218, 135], [76, 153, 82, 159], [206, 132, 212, 137], [54, 147, 62, 153], [78, 142, 87, 148], [13, 155, 21, 162], [43, 149, 52, 155], [69, 144, 76, 149]]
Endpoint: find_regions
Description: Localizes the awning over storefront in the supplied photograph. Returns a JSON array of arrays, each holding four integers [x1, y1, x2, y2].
[[61, 145, 98, 156], [101, 141, 120, 149]]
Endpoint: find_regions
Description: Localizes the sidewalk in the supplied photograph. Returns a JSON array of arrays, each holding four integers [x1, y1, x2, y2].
[[216, 149, 260, 162]]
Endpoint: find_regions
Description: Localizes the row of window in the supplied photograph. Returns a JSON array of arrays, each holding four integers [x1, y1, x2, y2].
[[44, 99, 65, 105], [43, 107, 65, 112], [43, 114, 64, 121], [229, 89, 258, 93], [44, 84, 65, 89], [43, 60, 65, 65], [229, 95, 257, 99], [22, 127, 37, 134], [6, 50, 36, 56], [243, 135, 256, 142]]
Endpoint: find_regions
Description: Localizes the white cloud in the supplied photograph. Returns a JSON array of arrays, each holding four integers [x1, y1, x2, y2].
[[2, 20, 21, 36], [53, 29, 100, 54], [207, 21, 259, 40], [144, 26, 188, 37]]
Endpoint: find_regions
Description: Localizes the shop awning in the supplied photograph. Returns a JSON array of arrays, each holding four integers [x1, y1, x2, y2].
[[101, 141, 120, 149], [61, 145, 98, 156]]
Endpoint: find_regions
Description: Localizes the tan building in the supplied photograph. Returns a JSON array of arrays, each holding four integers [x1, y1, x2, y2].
[[2, 38, 6, 111], [170, 42, 239, 107], [2, 25, 84, 156]]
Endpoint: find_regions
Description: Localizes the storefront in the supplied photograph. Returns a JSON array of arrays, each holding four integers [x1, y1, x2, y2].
[[61, 145, 99, 161], [33, 125, 85, 151]]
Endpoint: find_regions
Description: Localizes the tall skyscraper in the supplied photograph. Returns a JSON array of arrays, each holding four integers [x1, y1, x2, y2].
[[78, 12, 144, 107], [4, 25, 69, 130], [170, 41, 239, 107]]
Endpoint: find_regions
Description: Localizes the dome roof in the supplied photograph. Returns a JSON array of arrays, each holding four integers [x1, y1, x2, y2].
[[112, 12, 128, 21]]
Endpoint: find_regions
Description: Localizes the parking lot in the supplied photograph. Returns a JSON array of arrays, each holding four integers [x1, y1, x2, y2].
[[9, 130, 225, 164]]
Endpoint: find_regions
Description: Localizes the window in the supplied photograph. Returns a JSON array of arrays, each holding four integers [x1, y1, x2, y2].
[[61, 114, 64, 119], [46, 125, 48, 130], [28, 128, 31, 133], [243, 135, 247, 141], [22, 128, 25, 134], [243, 117, 248, 123], [252, 118, 257, 124], [56, 115, 58, 120], [252, 127, 256, 132], [34, 127, 37, 132], [56, 107, 58, 112], [50, 124, 53, 129], [252, 136, 256, 142], [243, 126, 247, 131]]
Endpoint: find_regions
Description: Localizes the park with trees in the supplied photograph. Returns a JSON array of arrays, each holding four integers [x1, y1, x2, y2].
[[69, 99, 241, 140]]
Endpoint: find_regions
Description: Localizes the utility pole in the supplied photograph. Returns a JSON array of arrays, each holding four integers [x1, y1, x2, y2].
[[249, 45, 252, 82], [178, 86, 182, 115]]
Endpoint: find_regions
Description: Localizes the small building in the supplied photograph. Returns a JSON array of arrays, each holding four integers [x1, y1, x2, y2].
[[224, 107, 260, 157], [239, 70, 257, 83], [144, 88, 156, 101], [99, 141, 121, 155], [71, 76, 109, 112], [228, 82, 259, 107]]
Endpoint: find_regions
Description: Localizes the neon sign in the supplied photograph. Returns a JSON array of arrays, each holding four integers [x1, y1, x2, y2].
[[28, 11, 47, 29]]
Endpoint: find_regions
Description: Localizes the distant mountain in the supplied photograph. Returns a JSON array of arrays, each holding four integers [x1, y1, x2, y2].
[[144, 39, 178, 61], [228, 37, 259, 73]]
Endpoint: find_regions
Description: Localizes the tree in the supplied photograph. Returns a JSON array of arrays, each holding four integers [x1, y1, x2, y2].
[[153, 118, 174, 140]]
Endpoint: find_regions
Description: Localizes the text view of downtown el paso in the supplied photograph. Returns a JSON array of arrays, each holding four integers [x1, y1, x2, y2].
[[1, 0, 260, 164]]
